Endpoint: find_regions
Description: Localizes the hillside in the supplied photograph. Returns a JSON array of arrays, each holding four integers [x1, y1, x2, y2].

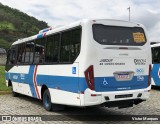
[[0, 3, 48, 50]]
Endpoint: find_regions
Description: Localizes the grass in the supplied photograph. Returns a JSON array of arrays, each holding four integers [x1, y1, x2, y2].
[[0, 66, 11, 91]]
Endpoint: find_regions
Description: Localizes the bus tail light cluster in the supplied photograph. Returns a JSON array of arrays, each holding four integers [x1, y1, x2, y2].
[[148, 64, 151, 87], [84, 65, 95, 90]]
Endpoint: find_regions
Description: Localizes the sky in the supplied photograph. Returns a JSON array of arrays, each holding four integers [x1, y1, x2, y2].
[[0, 0, 160, 42]]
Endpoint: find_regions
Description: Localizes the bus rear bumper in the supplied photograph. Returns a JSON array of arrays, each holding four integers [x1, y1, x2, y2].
[[102, 99, 144, 108], [83, 88, 150, 108]]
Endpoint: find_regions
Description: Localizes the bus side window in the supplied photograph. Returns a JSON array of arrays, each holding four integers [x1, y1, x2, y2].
[[34, 38, 46, 64], [45, 34, 60, 63], [53, 34, 60, 62], [6, 50, 12, 64], [70, 28, 81, 62], [7, 48, 16, 65], [60, 31, 71, 62], [152, 47, 160, 64], [24, 41, 34, 64], [17, 43, 26, 64], [59, 27, 81, 63], [45, 27, 81, 64], [45, 35, 54, 62]]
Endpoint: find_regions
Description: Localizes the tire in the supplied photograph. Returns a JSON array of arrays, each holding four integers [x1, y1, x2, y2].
[[12, 87, 18, 97], [43, 89, 52, 111]]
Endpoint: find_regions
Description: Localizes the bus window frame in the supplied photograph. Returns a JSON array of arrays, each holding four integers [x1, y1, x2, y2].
[[34, 37, 47, 65], [6, 26, 82, 66], [44, 26, 82, 65]]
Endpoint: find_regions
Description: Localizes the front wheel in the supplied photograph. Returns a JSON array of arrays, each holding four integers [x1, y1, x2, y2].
[[43, 89, 52, 111], [12, 87, 18, 97]]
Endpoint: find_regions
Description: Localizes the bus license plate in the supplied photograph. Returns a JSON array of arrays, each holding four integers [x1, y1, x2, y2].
[[117, 74, 130, 80]]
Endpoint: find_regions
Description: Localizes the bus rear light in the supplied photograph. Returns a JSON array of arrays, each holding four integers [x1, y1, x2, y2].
[[80, 91, 84, 94], [91, 94, 101, 96], [148, 64, 151, 86], [84, 65, 95, 90], [91, 94, 97, 96]]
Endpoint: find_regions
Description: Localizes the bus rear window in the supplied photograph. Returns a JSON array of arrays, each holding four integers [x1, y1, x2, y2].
[[92, 24, 146, 46]]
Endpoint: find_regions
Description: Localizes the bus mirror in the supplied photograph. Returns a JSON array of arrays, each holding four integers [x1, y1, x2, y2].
[[0, 48, 7, 65]]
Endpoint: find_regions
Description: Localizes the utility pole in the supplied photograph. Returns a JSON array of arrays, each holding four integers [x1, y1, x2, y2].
[[127, 6, 131, 21]]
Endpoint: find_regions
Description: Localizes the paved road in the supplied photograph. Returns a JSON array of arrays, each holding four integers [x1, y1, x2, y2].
[[0, 88, 160, 124]]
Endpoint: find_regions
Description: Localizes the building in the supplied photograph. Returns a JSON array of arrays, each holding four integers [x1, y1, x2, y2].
[[0, 48, 6, 65], [0, 48, 6, 54]]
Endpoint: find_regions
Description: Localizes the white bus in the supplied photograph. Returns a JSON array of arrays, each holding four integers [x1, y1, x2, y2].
[[5, 19, 151, 111]]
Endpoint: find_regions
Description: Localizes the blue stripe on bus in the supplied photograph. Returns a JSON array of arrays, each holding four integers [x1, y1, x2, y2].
[[94, 76, 148, 92], [151, 64, 160, 86], [27, 65, 38, 98], [5, 72, 84, 93], [5, 65, 38, 98], [37, 34, 43, 39], [6, 71, 148, 93], [36, 75, 80, 93]]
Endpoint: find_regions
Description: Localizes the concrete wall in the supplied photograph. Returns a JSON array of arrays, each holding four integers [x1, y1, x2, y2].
[[0, 54, 7, 65]]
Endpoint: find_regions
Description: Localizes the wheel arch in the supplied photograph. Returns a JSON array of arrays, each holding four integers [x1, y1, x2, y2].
[[41, 84, 48, 100], [8, 79, 12, 87]]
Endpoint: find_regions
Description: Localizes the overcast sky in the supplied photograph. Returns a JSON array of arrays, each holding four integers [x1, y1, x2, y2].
[[0, 0, 160, 42]]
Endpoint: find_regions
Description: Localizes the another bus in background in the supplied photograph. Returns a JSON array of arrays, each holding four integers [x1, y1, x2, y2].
[[151, 42, 160, 86]]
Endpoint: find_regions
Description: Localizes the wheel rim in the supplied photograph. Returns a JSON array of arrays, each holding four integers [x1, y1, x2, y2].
[[44, 94, 50, 108]]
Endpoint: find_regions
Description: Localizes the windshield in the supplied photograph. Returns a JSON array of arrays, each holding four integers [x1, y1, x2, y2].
[[92, 24, 146, 46]]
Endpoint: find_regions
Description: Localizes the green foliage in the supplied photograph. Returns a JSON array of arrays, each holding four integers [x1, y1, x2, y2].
[[0, 39, 12, 50], [0, 21, 15, 30], [0, 3, 48, 50], [0, 66, 11, 91]]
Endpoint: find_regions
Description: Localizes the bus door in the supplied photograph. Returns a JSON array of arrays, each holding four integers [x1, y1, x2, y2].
[[18, 42, 37, 97]]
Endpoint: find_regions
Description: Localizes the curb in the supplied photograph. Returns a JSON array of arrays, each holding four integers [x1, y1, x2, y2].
[[0, 91, 11, 95]]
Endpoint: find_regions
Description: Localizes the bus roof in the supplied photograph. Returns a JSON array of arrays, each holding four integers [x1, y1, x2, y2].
[[12, 20, 81, 46], [12, 19, 143, 46]]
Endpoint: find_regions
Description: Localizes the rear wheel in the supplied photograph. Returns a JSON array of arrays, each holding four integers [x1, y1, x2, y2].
[[43, 89, 52, 111]]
